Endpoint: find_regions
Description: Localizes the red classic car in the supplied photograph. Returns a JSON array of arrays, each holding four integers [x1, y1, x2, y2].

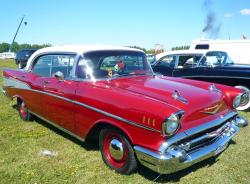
[[2, 45, 248, 175]]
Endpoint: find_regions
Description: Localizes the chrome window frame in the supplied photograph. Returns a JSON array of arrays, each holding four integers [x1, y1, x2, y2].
[[28, 52, 78, 80]]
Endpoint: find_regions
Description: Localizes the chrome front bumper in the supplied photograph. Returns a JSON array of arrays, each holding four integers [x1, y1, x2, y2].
[[134, 113, 248, 174]]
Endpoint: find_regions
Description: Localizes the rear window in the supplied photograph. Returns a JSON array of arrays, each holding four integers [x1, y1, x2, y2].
[[195, 44, 210, 50]]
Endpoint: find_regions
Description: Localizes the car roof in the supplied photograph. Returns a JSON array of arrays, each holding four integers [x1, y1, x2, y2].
[[25, 45, 144, 69], [155, 49, 206, 61], [33, 45, 143, 55]]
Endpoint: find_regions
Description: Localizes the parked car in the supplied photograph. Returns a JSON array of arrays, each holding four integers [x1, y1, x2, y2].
[[0, 52, 16, 59], [152, 50, 250, 111], [15, 49, 37, 68], [2, 45, 248, 175]]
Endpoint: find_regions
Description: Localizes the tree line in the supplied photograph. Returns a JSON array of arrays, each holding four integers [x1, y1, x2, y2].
[[0, 42, 190, 54], [129, 45, 190, 54], [0, 42, 51, 53]]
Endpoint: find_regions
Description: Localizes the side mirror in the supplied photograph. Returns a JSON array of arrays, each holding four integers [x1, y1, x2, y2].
[[53, 71, 64, 81]]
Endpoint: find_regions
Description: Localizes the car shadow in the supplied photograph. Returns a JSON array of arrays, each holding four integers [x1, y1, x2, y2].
[[33, 116, 99, 151], [12, 104, 99, 151], [137, 157, 218, 182], [136, 139, 236, 182]]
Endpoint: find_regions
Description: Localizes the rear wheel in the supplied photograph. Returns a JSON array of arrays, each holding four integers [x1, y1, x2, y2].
[[18, 100, 32, 121], [99, 128, 137, 174], [235, 86, 250, 111]]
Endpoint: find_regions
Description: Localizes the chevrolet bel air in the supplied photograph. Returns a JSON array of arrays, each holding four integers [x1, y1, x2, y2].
[[2, 45, 248, 175]]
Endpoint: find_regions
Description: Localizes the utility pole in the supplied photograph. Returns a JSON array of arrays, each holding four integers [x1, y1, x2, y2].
[[9, 15, 27, 52]]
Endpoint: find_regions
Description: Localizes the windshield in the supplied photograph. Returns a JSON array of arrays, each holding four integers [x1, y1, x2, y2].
[[198, 51, 234, 66], [76, 50, 153, 80]]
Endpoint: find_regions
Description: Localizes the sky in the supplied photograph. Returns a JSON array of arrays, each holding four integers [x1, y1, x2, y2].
[[0, 0, 250, 50]]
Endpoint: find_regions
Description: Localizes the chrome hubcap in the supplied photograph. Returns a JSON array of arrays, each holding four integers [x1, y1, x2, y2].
[[109, 138, 124, 160], [20, 102, 27, 117]]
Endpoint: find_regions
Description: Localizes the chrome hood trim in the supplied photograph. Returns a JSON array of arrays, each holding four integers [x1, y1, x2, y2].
[[172, 90, 188, 104]]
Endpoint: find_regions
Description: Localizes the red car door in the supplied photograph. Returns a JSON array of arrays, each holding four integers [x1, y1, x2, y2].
[[42, 77, 78, 132], [30, 54, 78, 133]]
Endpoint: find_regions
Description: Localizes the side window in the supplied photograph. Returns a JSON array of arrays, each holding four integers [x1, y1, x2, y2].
[[156, 55, 176, 68], [177, 55, 201, 68], [32, 54, 75, 78], [51, 55, 75, 78], [32, 55, 52, 77]]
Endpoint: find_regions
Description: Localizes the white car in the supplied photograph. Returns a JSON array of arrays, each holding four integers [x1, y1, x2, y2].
[[0, 52, 16, 59]]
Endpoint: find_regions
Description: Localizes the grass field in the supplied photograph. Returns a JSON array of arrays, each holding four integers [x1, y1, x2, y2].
[[0, 60, 250, 184]]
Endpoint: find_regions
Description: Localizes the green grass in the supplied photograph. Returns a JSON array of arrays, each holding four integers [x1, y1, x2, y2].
[[0, 60, 250, 183]]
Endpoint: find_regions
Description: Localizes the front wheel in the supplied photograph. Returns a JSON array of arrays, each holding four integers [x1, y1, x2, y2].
[[99, 128, 137, 174]]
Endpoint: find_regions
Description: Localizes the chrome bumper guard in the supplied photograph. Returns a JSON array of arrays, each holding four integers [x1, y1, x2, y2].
[[134, 112, 248, 174]]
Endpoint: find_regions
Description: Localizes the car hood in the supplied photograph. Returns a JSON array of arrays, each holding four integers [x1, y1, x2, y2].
[[111, 75, 228, 130]]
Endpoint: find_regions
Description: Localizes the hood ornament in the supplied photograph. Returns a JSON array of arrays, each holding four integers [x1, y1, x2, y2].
[[172, 90, 188, 104], [209, 84, 221, 93]]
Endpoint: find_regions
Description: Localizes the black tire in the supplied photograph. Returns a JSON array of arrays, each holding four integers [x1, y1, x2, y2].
[[18, 100, 33, 121], [99, 128, 137, 174]]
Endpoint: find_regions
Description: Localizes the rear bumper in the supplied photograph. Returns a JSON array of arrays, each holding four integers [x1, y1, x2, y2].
[[134, 113, 248, 174]]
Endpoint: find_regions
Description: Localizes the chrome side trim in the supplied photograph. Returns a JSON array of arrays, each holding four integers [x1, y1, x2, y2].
[[30, 88, 160, 133], [30, 111, 85, 142], [158, 111, 237, 153], [3, 77, 31, 89], [73, 100, 161, 133], [4, 77, 160, 133]]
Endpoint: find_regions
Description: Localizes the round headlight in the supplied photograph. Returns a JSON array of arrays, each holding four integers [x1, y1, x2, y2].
[[162, 113, 181, 136], [233, 94, 242, 109]]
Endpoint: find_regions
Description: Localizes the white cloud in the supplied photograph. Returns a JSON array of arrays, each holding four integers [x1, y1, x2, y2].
[[240, 9, 250, 15], [224, 13, 234, 17]]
